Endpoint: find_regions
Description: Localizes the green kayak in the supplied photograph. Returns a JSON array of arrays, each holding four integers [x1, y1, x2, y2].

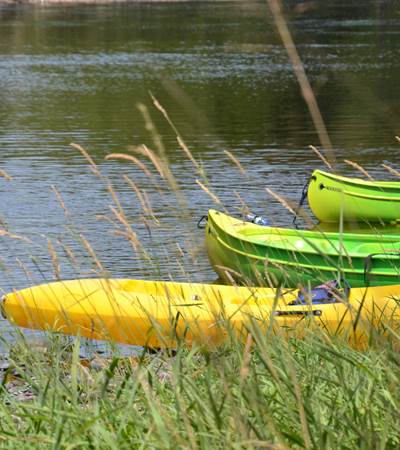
[[205, 209, 400, 287], [307, 169, 400, 223]]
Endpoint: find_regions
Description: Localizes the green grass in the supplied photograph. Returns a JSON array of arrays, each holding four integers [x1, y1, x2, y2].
[[0, 330, 399, 449]]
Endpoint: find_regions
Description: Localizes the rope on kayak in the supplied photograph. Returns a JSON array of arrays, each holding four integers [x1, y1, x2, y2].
[[364, 252, 400, 285], [339, 276, 352, 302], [292, 176, 314, 229]]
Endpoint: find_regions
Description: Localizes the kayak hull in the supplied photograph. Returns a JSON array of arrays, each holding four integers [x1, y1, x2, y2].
[[3, 278, 400, 349], [205, 209, 400, 287], [308, 169, 400, 223]]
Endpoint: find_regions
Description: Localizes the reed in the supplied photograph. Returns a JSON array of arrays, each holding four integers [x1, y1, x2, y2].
[[0, 327, 399, 448]]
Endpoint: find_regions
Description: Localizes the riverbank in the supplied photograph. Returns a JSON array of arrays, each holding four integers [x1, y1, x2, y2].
[[1, 329, 399, 448]]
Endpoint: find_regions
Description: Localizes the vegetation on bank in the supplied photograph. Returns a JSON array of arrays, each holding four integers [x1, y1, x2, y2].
[[0, 330, 399, 449]]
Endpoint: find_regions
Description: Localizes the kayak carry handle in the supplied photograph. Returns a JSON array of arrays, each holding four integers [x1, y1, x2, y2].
[[364, 252, 400, 285], [274, 310, 322, 317], [197, 215, 208, 229]]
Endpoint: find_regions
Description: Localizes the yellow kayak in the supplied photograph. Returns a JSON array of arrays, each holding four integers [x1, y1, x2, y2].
[[2, 278, 400, 349]]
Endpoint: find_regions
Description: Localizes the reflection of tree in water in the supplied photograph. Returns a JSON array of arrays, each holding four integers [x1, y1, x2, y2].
[[1, 0, 399, 159]]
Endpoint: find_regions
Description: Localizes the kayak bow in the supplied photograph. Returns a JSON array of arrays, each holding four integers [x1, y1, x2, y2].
[[307, 169, 400, 223], [205, 209, 400, 287]]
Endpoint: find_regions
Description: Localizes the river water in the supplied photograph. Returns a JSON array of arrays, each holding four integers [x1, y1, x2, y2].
[[0, 0, 400, 301]]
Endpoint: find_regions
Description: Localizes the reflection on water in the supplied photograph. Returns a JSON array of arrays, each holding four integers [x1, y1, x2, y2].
[[0, 0, 400, 301]]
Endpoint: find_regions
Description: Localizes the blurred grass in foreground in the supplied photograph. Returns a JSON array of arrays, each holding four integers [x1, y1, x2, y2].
[[0, 331, 399, 449]]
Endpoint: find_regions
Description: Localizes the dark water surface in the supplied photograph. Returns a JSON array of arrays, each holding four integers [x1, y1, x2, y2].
[[1, 0, 400, 301]]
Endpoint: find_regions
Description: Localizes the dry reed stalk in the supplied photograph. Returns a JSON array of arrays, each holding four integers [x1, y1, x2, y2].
[[138, 102, 196, 229], [137, 102, 165, 159], [175, 259, 188, 279], [108, 204, 129, 230], [382, 163, 400, 178], [137, 103, 189, 213], [47, 238, 61, 280], [79, 234, 104, 272], [120, 148, 166, 199], [96, 214, 120, 228], [150, 93, 203, 175], [214, 265, 245, 285], [105, 153, 154, 179], [150, 93, 169, 121], [142, 190, 158, 221], [195, 179, 221, 205], [150, 93, 181, 148], [70, 143, 101, 177], [16, 258, 34, 284], [59, 241, 78, 268], [224, 150, 248, 176], [0, 230, 31, 243], [107, 183, 125, 217], [123, 175, 146, 207], [185, 241, 204, 263], [309, 145, 333, 171], [130, 144, 166, 180], [161, 76, 212, 132], [51, 185, 71, 219], [107, 183, 141, 251], [0, 169, 12, 180], [123, 175, 159, 224], [344, 160, 374, 181], [113, 230, 152, 263], [266, 0, 335, 165], [233, 190, 251, 215], [112, 229, 143, 254], [240, 333, 253, 382], [177, 135, 203, 175], [138, 101, 180, 191], [175, 242, 185, 258], [293, 2, 318, 14], [109, 205, 140, 252], [265, 188, 296, 216]]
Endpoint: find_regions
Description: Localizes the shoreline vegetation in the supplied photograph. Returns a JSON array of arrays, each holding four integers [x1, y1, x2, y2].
[[0, 330, 399, 448]]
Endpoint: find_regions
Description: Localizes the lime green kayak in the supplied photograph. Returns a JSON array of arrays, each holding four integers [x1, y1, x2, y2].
[[307, 169, 400, 223], [205, 209, 400, 287]]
